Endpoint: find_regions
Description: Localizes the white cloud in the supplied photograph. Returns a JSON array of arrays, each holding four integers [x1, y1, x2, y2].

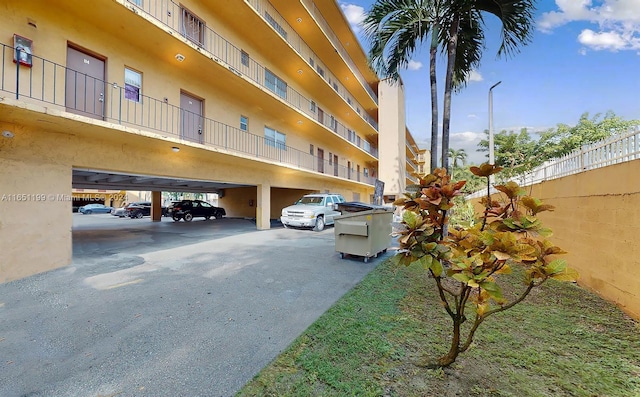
[[449, 131, 487, 164], [340, 3, 366, 33], [407, 60, 423, 71], [578, 29, 628, 51], [451, 131, 484, 143], [467, 70, 483, 82], [539, 0, 640, 52], [467, 113, 478, 119]]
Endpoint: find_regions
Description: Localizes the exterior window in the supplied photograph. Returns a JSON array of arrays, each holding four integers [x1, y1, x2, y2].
[[241, 51, 249, 67], [363, 140, 371, 153], [310, 101, 316, 112], [265, 12, 287, 39], [364, 168, 369, 177], [357, 107, 361, 115], [330, 116, 337, 132], [131, 0, 143, 6], [309, 58, 315, 67], [265, 69, 287, 99], [124, 67, 142, 102], [333, 82, 338, 91], [329, 152, 333, 165], [240, 115, 248, 131], [348, 129, 356, 143], [265, 126, 286, 150], [181, 7, 205, 46], [316, 66, 324, 78], [310, 144, 314, 155], [347, 97, 352, 106], [357, 136, 362, 147]]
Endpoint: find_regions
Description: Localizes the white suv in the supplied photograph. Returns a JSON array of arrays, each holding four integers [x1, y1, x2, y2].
[[280, 193, 346, 231]]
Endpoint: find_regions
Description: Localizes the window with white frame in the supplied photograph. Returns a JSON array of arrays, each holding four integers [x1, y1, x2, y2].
[[310, 101, 316, 112], [265, 126, 286, 150], [240, 115, 248, 131], [265, 69, 287, 99], [181, 7, 205, 46], [124, 67, 142, 102]]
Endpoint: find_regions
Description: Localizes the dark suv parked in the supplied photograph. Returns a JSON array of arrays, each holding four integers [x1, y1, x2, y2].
[[169, 199, 226, 222]]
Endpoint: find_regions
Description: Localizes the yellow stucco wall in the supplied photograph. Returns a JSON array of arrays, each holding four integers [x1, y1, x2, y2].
[[0, 106, 373, 282], [471, 161, 640, 320], [1, 0, 382, 282]]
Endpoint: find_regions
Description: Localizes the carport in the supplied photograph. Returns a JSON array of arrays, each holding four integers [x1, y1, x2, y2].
[[72, 168, 251, 221]]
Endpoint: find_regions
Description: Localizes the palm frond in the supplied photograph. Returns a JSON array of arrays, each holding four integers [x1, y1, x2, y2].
[[364, 0, 436, 79]]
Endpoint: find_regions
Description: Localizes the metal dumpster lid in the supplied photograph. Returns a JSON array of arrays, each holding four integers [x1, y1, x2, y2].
[[336, 201, 393, 212]]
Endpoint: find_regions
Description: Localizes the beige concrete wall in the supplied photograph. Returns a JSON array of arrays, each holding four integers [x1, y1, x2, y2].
[[378, 79, 406, 197], [471, 161, 640, 320]]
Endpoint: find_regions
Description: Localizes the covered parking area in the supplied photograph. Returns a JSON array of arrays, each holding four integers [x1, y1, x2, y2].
[[0, 101, 367, 283], [72, 168, 249, 222]]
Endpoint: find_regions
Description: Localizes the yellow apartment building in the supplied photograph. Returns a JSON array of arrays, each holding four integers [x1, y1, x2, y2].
[[0, 0, 426, 282]]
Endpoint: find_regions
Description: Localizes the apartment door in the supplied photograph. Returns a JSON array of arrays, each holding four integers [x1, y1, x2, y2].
[[180, 91, 204, 143], [317, 148, 324, 173], [317, 107, 324, 125], [65, 47, 106, 119], [333, 154, 338, 176]]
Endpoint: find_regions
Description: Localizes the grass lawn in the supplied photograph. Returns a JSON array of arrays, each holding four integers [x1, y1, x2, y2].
[[237, 259, 640, 397]]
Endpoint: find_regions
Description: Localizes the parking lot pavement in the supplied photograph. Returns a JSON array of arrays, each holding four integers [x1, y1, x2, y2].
[[0, 214, 392, 396]]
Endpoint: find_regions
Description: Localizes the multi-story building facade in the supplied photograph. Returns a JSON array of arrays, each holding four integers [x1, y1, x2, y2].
[[0, 0, 425, 282]]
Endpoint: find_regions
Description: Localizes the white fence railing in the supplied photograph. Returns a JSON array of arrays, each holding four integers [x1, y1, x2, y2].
[[467, 127, 640, 199]]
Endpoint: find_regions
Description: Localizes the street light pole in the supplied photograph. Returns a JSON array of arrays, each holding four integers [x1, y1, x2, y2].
[[488, 81, 502, 167]]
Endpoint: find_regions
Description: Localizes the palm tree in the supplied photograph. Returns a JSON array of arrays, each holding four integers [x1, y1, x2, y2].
[[440, 0, 537, 172], [364, 0, 446, 174], [448, 147, 467, 168], [364, 0, 537, 173], [448, 147, 467, 180]]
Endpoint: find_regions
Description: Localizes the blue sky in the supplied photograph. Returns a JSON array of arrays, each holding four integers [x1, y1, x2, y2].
[[338, 0, 640, 164]]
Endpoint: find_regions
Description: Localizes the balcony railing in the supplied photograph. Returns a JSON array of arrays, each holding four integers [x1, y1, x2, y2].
[[124, 0, 379, 148], [246, 0, 378, 120], [406, 171, 419, 184], [301, 0, 379, 103], [406, 140, 419, 158], [0, 43, 375, 186], [466, 127, 640, 199]]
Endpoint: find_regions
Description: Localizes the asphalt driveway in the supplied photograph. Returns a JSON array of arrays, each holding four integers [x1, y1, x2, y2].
[[0, 215, 390, 396]]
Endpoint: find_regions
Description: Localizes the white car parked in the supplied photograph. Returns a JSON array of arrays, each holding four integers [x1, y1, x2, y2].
[[280, 193, 346, 231]]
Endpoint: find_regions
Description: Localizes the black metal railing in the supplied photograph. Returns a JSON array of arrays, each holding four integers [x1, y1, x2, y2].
[[1, 43, 375, 186], [124, 0, 379, 154]]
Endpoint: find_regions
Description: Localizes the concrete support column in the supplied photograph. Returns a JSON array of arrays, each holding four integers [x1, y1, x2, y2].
[[151, 191, 162, 222], [256, 183, 271, 230]]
